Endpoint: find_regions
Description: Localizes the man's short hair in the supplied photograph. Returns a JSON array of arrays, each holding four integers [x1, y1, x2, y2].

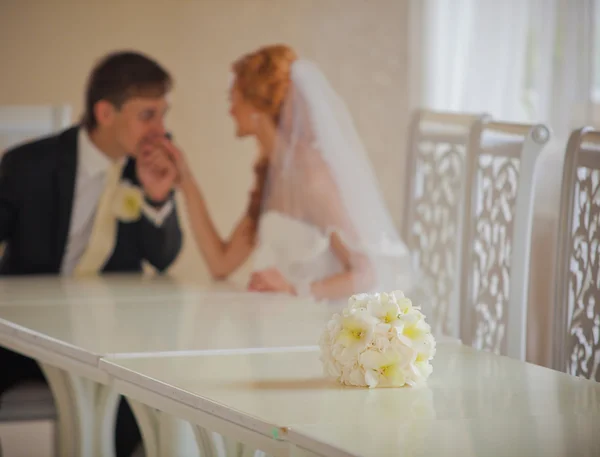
[[82, 50, 172, 130]]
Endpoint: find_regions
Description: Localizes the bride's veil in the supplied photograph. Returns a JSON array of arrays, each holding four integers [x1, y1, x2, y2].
[[261, 59, 418, 294]]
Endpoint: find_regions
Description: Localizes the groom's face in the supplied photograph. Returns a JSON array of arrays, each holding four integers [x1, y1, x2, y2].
[[103, 95, 170, 156]]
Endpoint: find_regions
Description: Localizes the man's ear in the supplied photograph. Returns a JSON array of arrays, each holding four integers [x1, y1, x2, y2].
[[93, 100, 117, 127]]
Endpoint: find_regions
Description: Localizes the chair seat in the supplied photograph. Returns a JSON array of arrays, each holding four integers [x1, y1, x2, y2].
[[0, 382, 56, 422]]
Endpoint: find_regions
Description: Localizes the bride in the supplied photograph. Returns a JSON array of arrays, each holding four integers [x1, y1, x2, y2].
[[158, 44, 418, 301]]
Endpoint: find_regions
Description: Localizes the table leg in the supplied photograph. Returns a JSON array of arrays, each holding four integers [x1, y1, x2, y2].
[[157, 413, 200, 457], [127, 399, 160, 457], [40, 365, 153, 457], [39, 364, 95, 457], [94, 384, 121, 457], [192, 425, 218, 457], [192, 424, 269, 457]]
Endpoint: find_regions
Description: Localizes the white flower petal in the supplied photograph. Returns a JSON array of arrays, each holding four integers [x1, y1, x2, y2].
[[364, 369, 380, 388]]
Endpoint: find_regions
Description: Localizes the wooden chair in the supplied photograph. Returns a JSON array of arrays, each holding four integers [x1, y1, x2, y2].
[[402, 109, 488, 338], [459, 121, 550, 360], [553, 127, 600, 381]]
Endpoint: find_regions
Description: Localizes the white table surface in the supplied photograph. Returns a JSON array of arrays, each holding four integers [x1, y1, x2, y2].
[[100, 342, 599, 455], [0, 273, 258, 304], [0, 275, 342, 368], [287, 412, 600, 457]]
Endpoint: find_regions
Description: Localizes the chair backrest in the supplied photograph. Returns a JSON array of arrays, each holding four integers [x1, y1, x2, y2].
[[459, 121, 550, 360], [402, 109, 488, 338], [0, 104, 71, 257], [553, 127, 600, 381]]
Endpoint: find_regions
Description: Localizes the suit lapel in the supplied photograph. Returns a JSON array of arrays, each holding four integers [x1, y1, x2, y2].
[[54, 126, 79, 270]]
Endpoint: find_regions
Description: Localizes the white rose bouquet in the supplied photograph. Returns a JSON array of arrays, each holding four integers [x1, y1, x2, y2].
[[319, 291, 436, 388]]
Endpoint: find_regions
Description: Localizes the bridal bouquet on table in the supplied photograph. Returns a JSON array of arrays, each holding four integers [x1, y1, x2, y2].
[[319, 291, 436, 388]]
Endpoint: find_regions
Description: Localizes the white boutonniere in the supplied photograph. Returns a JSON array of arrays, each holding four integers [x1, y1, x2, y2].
[[112, 180, 144, 222]]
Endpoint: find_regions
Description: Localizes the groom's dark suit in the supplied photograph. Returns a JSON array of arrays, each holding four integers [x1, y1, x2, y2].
[[0, 125, 182, 456], [0, 125, 182, 275]]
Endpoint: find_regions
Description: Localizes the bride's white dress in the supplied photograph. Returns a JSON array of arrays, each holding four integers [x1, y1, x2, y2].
[[253, 211, 345, 291], [252, 210, 425, 303]]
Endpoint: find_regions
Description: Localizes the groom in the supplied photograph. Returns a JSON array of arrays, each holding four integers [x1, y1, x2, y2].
[[0, 51, 182, 275], [0, 51, 182, 456]]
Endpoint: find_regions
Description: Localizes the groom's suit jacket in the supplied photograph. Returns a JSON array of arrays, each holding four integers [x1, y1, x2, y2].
[[0, 125, 182, 275]]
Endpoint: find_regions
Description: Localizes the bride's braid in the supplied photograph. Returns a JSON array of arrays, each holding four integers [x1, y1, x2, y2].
[[231, 44, 298, 233]]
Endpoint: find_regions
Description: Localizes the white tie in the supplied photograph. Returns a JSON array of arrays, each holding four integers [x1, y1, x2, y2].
[[73, 160, 123, 276]]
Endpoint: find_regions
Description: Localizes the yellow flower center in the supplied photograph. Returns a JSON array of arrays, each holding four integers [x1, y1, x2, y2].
[[350, 329, 365, 340], [416, 352, 427, 363], [403, 324, 421, 340], [124, 195, 139, 212], [378, 362, 405, 385], [380, 364, 393, 376]]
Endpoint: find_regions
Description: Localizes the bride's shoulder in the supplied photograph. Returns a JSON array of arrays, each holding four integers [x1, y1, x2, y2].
[[296, 149, 331, 184], [303, 162, 341, 200]]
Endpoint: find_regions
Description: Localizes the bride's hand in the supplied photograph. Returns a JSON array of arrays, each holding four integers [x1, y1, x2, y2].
[[247, 268, 296, 295], [154, 137, 193, 188]]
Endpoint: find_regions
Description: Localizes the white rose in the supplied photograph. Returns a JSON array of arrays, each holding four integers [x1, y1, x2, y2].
[[335, 309, 378, 356], [360, 341, 416, 388], [339, 364, 366, 387], [347, 293, 373, 311], [367, 292, 403, 328], [320, 350, 343, 378], [404, 359, 434, 387]]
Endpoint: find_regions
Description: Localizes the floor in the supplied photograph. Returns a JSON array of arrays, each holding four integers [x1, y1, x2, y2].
[[0, 422, 146, 457], [0, 421, 54, 457]]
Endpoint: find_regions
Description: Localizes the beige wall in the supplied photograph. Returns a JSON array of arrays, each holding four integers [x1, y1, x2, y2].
[[0, 0, 411, 283]]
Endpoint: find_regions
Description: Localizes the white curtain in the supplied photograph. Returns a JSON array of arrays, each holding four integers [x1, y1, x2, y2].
[[415, 0, 596, 137], [526, 0, 596, 139], [419, 0, 531, 121]]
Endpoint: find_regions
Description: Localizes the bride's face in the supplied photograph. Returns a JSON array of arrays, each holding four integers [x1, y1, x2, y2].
[[229, 84, 258, 138]]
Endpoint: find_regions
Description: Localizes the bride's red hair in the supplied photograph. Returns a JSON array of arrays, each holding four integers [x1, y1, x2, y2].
[[232, 44, 298, 124], [233, 45, 298, 232]]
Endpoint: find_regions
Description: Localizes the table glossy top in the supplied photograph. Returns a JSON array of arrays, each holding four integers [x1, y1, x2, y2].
[[0, 275, 339, 364], [101, 343, 599, 444], [0, 274, 236, 304], [287, 413, 600, 457]]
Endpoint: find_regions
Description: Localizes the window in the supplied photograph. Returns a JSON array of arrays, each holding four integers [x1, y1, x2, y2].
[[521, 25, 538, 123], [593, 1, 600, 102], [592, 0, 600, 123], [522, 2, 600, 127]]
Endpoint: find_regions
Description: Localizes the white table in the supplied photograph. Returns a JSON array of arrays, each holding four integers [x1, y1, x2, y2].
[[0, 275, 336, 360], [100, 342, 599, 456], [0, 275, 340, 457], [286, 413, 600, 457]]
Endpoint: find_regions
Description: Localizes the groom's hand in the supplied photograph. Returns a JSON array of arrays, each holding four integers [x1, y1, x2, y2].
[[154, 137, 192, 187], [136, 145, 177, 203]]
